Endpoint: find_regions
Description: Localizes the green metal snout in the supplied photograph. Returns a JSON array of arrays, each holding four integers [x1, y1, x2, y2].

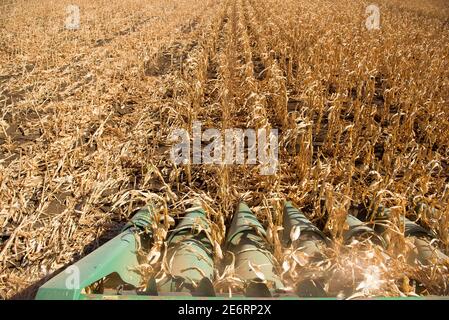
[[373, 205, 449, 265], [344, 214, 386, 247], [282, 202, 329, 297], [157, 207, 215, 296], [283, 201, 329, 258], [35, 207, 156, 300], [225, 202, 284, 297]]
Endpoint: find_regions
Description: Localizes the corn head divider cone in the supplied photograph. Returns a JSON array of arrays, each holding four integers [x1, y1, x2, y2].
[[283, 201, 330, 258], [35, 207, 156, 300], [156, 206, 215, 296], [283, 202, 329, 297], [225, 202, 285, 297], [344, 214, 386, 247], [373, 205, 449, 265]]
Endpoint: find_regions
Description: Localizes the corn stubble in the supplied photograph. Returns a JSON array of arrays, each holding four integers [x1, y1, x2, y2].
[[0, 0, 448, 299]]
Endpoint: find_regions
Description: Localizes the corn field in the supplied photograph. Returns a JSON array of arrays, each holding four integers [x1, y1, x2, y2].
[[0, 0, 449, 299]]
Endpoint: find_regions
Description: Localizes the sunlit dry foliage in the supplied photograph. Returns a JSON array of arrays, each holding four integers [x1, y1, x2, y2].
[[0, 0, 448, 299]]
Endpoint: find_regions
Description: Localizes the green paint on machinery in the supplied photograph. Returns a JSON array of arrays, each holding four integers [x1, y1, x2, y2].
[[344, 214, 386, 247], [373, 205, 449, 265], [224, 202, 284, 297], [283, 201, 328, 297], [283, 201, 329, 259], [34, 201, 449, 300], [35, 207, 155, 300], [156, 206, 215, 296]]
